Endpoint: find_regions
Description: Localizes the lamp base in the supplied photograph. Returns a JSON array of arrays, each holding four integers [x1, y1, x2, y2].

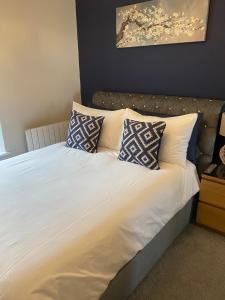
[[219, 145, 225, 164], [216, 164, 225, 179]]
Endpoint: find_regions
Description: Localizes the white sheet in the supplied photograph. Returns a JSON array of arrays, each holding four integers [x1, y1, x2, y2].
[[0, 143, 199, 300]]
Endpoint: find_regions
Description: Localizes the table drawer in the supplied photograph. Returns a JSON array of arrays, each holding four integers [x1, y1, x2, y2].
[[200, 179, 225, 210], [197, 202, 225, 234]]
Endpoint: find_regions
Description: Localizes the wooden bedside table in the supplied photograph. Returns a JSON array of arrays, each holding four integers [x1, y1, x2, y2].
[[197, 165, 225, 234]]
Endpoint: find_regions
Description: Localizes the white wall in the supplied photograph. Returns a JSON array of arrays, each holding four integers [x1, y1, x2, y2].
[[0, 0, 80, 156]]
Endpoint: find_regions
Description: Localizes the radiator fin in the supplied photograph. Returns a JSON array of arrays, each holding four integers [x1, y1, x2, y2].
[[25, 121, 69, 151]]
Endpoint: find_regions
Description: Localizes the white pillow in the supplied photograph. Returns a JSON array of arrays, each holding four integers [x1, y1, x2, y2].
[[125, 108, 197, 167], [73, 102, 125, 150]]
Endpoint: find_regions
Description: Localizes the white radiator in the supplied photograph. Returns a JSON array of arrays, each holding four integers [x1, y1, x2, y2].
[[25, 121, 69, 152]]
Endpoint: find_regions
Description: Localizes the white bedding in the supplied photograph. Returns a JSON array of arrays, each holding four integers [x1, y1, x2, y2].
[[0, 143, 199, 300]]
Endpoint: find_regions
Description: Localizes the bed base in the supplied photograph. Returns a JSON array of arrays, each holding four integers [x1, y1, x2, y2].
[[100, 198, 193, 300]]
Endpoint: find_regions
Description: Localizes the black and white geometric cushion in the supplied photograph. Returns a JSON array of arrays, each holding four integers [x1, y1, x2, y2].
[[66, 111, 104, 153], [118, 119, 166, 170]]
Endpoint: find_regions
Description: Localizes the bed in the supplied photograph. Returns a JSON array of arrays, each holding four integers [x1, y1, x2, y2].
[[0, 92, 224, 300]]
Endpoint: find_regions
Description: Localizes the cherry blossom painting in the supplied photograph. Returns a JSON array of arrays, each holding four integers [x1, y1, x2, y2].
[[116, 0, 210, 48]]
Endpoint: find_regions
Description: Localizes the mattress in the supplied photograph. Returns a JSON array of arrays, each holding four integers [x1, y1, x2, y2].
[[0, 143, 199, 300]]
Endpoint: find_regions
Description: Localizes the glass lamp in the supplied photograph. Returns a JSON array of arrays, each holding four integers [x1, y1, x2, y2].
[[219, 113, 225, 164]]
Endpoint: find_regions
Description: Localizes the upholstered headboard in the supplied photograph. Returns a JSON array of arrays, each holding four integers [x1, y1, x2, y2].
[[93, 91, 225, 174]]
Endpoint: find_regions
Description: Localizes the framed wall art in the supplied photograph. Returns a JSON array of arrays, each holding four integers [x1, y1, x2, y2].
[[116, 0, 210, 48]]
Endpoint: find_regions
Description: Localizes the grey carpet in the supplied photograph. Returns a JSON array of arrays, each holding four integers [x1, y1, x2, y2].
[[129, 225, 225, 300]]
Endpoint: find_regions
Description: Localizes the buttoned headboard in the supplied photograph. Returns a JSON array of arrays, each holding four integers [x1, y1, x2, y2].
[[93, 91, 225, 174]]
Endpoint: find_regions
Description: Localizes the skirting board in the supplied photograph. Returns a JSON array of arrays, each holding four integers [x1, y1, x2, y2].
[[100, 199, 193, 300]]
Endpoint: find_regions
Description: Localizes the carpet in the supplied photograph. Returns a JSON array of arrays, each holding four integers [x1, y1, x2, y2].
[[129, 225, 225, 300]]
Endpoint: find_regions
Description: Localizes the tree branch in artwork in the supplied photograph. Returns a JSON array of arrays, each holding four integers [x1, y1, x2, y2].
[[116, 5, 206, 47]]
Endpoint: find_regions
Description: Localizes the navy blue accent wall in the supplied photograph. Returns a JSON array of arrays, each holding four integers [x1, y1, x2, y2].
[[76, 0, 225, 106]]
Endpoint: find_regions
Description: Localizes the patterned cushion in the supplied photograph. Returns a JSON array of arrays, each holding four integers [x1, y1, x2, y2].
[[118, 119, 166, 170], [134, 109, 203, 164], [66, 111, 104, 153]]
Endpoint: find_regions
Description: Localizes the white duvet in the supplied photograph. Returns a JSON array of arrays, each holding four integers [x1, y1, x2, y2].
[[0, 143, 199, 300]]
